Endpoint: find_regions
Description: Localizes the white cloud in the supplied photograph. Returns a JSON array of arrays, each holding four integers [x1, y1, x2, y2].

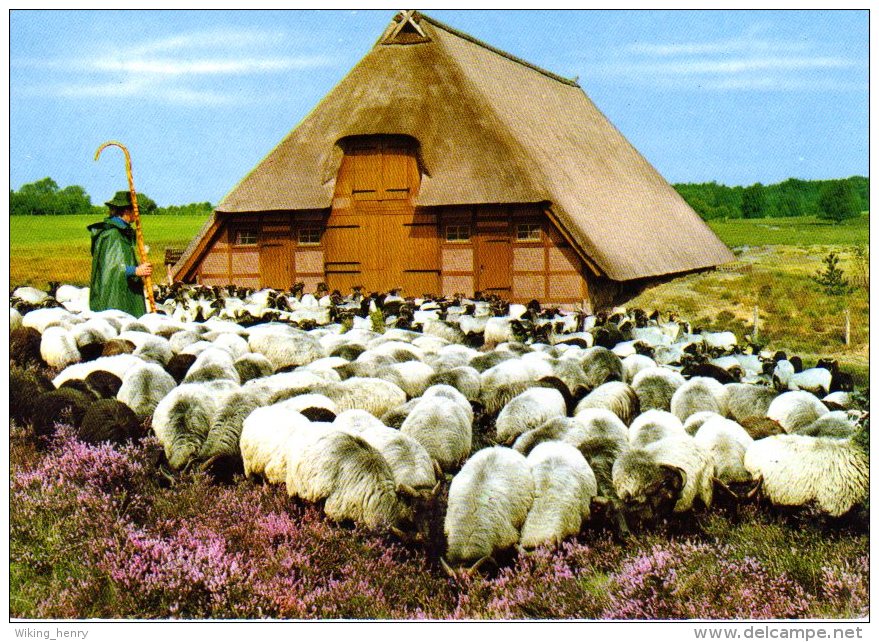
[[91, 55, 333, 76], [589, 26, 863, 92], [15, 26, 336, 105]]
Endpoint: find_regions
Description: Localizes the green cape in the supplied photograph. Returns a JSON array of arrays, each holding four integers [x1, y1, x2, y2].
[[87, 217, 147, 317]]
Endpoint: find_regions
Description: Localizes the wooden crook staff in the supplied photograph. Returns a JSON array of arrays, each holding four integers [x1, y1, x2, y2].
[[94, 141, 157, 313]]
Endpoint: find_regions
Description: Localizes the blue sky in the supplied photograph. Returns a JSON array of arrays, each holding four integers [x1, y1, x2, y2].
[[8, 9, 869, 206]]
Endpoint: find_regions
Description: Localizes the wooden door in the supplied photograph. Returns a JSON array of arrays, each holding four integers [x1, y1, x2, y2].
[[260, 233, 291, 289], [477, 233, 512, 294], [324, 223, 362, 292]]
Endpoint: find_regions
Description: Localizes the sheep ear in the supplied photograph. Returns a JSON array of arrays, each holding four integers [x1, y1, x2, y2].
[[659, 464, 686, 493]]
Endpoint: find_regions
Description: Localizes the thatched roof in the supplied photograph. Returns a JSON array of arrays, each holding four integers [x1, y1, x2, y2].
[[181, 11, 733, 281]]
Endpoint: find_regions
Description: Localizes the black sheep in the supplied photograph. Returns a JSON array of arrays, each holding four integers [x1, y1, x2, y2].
[[32, 387, 94, 438], [78, 399, 142, 445]]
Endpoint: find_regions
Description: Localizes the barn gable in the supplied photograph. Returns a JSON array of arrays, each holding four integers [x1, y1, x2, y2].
[[174, 10, 733, 299]]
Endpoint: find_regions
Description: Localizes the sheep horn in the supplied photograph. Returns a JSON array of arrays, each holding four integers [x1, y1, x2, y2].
[[390, 526, 413, 543], [745, 475, 763, 500], [199, 455, 220, 473], [712, 477, 739, 501], [433, 459, 444, 479], [396, 483, 420, 499], [440, 557, 458, 580], [466, 555, 494, 577], [157, 465, 176, 487], [430, 480, 442, 499]]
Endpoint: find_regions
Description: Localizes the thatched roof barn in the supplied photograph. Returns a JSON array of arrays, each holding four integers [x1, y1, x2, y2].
[[173, 10, 733, 310]]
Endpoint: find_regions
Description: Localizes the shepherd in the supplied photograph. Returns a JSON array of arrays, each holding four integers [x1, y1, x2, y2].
[[89, 140, 156, 316], [87, 190, 153, 316]]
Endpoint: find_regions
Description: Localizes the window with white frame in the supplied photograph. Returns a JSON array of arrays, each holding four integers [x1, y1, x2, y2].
[[445, 224, 471, 242], [515, 223, 542, 242], [298, 227, 322, 245], [235, 229, 258, 246]]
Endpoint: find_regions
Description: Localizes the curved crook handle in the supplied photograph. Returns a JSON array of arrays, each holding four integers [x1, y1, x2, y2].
[[94, 140, 156, 312]]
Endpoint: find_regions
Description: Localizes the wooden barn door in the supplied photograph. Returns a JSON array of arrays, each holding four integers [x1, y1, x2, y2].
[[477, 233, 512, 295], [260, 229, 292, 289], [326, 135, 437, 295]]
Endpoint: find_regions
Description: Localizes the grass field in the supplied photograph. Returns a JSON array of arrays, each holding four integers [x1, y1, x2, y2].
[[9, 214, 209, 288], [10, 213, 869, 383]]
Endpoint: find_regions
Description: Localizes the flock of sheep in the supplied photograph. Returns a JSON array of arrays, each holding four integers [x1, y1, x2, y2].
[[9, 282, 869, 575]]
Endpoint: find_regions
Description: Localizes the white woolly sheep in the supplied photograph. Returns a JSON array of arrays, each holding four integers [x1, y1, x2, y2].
[[444, 446, 534, 569], [152, 380, 238, 470], [337, 417, 437, 490], [197, 389, 268, 472], [319, 377, 408, 418], [795, 411, 857, 438], [10, 307, 23, 333], [422, 384, 474, 423], [427, 366, 482, 401], [479, 357, 554, 415], [240, 403, 314, 482], [183, 346, 241, 384], [631, 366, 686, 412], [744, 434, 868, 516], [520, 441, 597, 549], [287, 430, 421, 531], [723, 383, 777, 423], [512, 416, 582, 455], [40, 326, 81, 369], [670, 376, 728, 422], [401, 396, 472, 472], [613, 433, 715, 517], [381, 360, 436, 398], [622, 353, 657, 384], [23, 307, 77, 333], [580, 346, 625, 390], [628, 409, 688, 447], [693, 416, 754, 485], [53, 354, 144, 388], [574, 381, 639, 426], [495, 387, 567, 445], [116, 362, 177, 419], [248, 323, 324, 370], [682, 411, 723, 436], [766, 390, 829, 433]]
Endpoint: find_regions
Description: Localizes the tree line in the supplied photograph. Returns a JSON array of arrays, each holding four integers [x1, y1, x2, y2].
[[10, 175, 867, 223], [673, 176, 868, 223], [9, 177, 213, 217]]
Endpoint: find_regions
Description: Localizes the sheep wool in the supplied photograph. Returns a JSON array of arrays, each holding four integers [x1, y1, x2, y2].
[[574, 381, 640, 426], [495, 387, 566, 444], [580, 346, 625, 390], [248, 324, 325, 370], [631, 367, 686, 412], [622, 353, 657, 384], [670, 376, 729, 422], [444, 447, 535, 565], [40, 326, 81, 369], [116, 362, 177, 419], [744, 434, 868, 516], [724, 383, 777, 423], [197, 390, 267, 465], [693, 416, 754, 484], [613, 434, 715, 514], [152, 382, 235, 470], [290, 431, 414, 530], [767, 391, 829, 433], [520, 441, 597, 549], [340, 420, 437, 490], [240, 404, 314, 482], [427, 366, 482, 401], [401, 396, 472, 472], [629, 409, 688, 448]]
